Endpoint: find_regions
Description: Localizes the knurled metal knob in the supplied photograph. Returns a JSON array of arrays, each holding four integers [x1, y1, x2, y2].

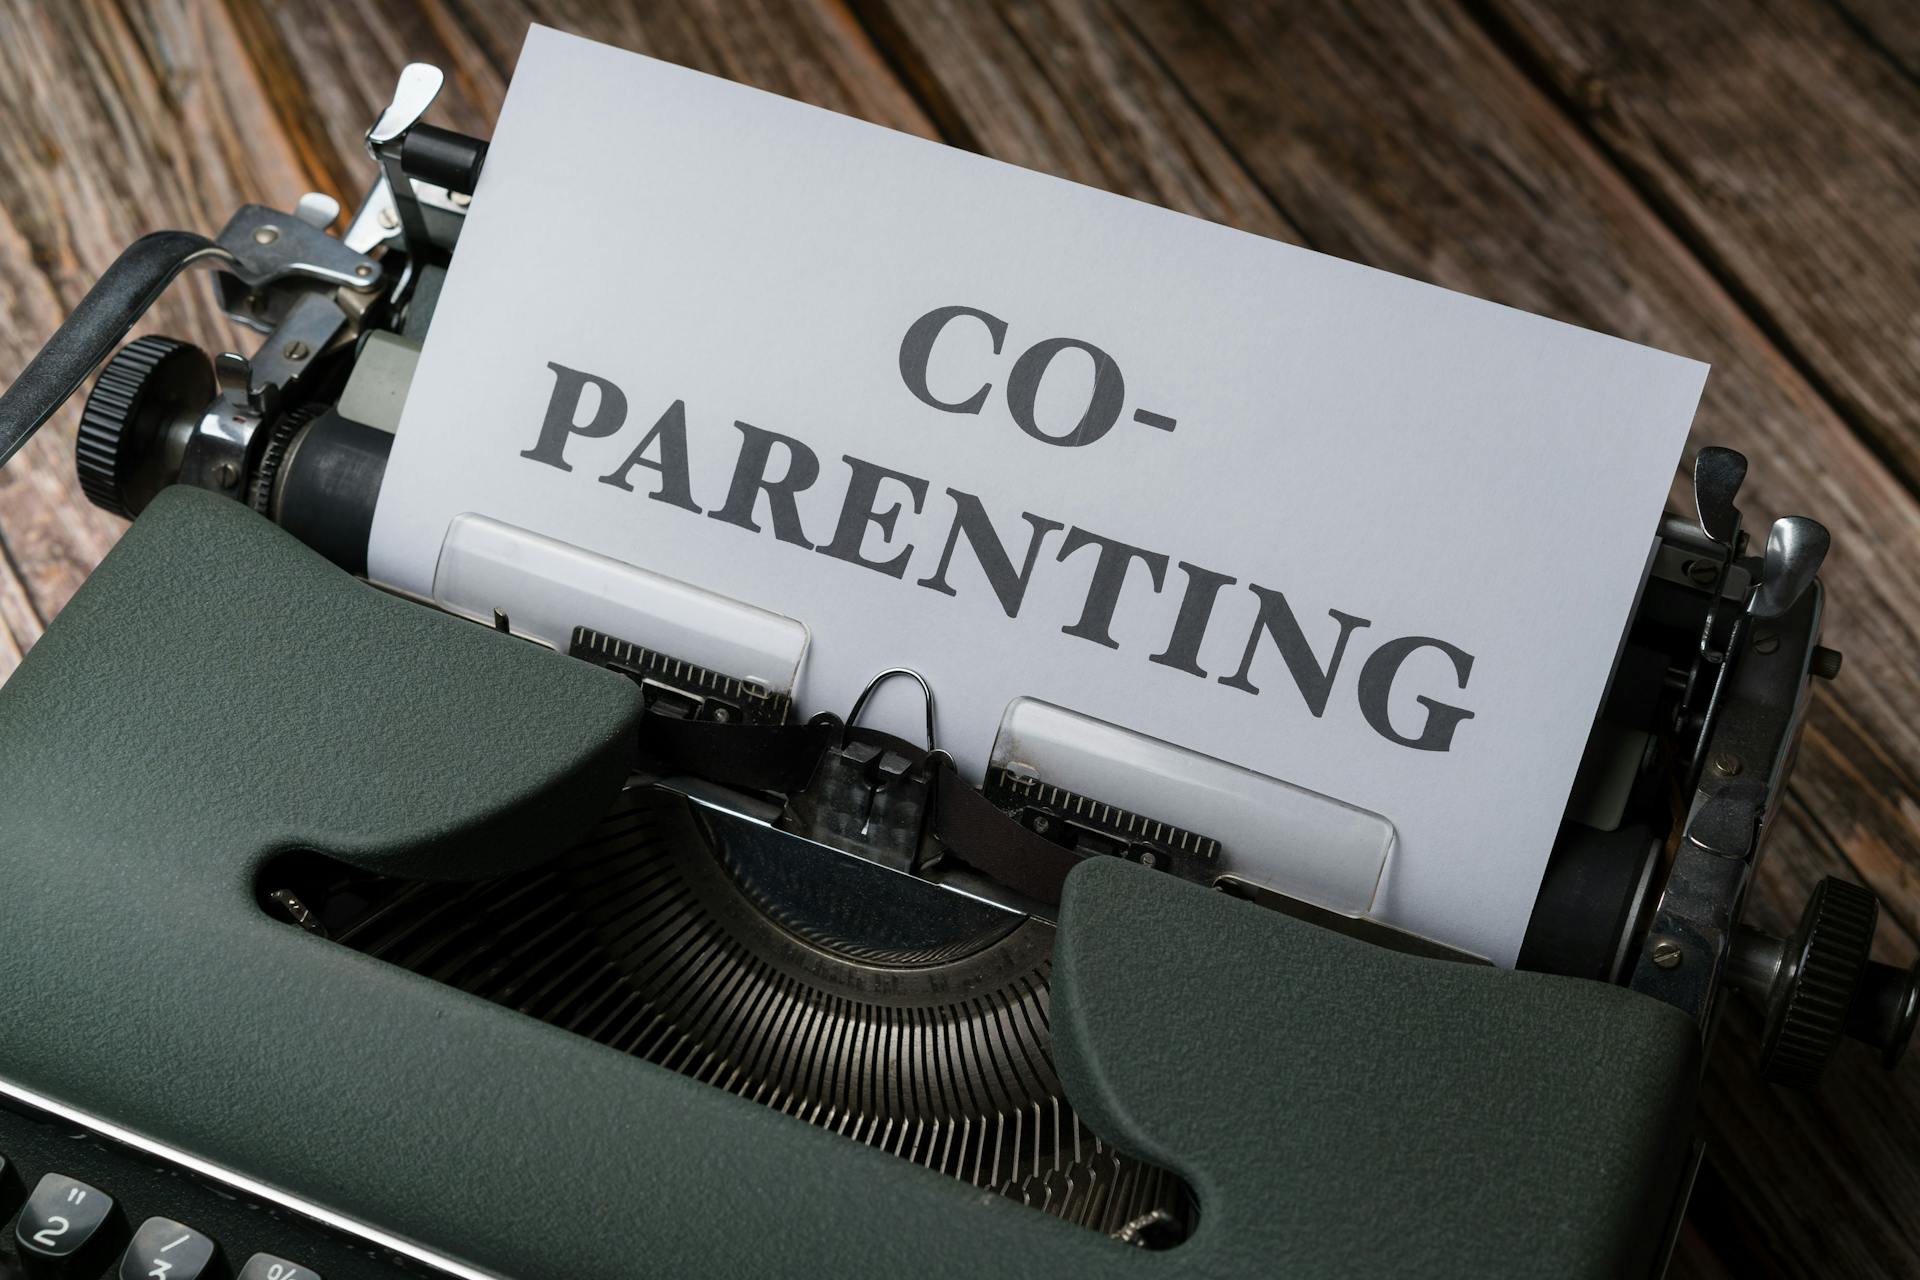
[[1760, 877, 1878, 1086], [76, 334, 214, 517], [247, 400, 325, 518]]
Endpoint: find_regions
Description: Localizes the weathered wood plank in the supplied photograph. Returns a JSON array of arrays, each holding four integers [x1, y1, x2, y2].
[[0, 554, 33, 683], [850, 0, 1294, 237], [1670, 1166, 1747, 1280], [1105, 5, 1920, 1273], [857, 0, 1920, 903], [1481, 0, 1920, 493], [0, 0, 932, 655], [853, 2, 1920, 1272], [2, 2, 1915, 1273], [0, 0, 315, 632], [1102, 0, 1920, 881], [1695, 795, 1920, 1276], [1796, 696, 1920, 943], [1834, 0, 1920, 87], [240, 0, 935, 204]]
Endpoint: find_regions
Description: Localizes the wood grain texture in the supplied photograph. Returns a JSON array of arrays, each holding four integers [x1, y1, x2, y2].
[[0, 0, 309, 634], [1053, 4, 1920, 1269], [1479, 0, 1920, 494], [1835, 0, 1920, 86], [240, 0, 936, 193], [851, 0, 1295, 238], [1698, 795, 1920, 1275], [0, 1, 1915, 1274]]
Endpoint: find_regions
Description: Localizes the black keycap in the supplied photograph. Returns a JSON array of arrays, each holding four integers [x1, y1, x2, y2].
[[236, 1255, 321, 1280], [14, 1173, 118, 1274], [118, 1217, 218, 1280]]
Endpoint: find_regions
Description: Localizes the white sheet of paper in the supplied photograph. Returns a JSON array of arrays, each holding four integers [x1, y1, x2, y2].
[[370, 25, 1706, 965]]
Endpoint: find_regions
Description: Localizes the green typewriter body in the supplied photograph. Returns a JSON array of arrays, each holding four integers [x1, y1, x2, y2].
[[0, 64, 1909, 1280]]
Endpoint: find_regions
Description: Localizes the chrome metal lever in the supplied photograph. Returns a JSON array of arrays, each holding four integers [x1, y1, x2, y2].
[[365, 63, 446, 264]]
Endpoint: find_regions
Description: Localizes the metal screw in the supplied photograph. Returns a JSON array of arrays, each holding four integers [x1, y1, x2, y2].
[[1139, 851, 1158, 869], [1710, 752, 1742, 777], [282, 340, 311, 362], [354, 263, 374, 278], [1031, 815, 1050, 834], [1685, 559, 1718, 587], [252, 225, 280, 245], [1753, 632, 1780, 655], [1651, 939, 1683, 969], [710, 706, 732, 724], [214, 462, 238, 489], [378, 207, 400, 230]]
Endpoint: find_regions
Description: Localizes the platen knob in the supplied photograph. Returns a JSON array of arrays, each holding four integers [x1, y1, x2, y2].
[[76, 334, 215, 517], [1759, 877, 1877, 1086]]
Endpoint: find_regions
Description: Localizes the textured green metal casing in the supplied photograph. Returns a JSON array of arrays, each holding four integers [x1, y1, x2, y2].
[[0, 488, 1699, 1278]]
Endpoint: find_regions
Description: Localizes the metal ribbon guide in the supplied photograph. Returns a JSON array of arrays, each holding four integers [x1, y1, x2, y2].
[[425, 502, 1407, 936]]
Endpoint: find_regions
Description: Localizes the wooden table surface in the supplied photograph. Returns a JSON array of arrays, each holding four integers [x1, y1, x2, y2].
[[0, 2, 1915, 1274]]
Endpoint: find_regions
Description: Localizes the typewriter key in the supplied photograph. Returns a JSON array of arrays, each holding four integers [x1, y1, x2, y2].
[[237, 1253, 320, 1280], [117, 1217, 217, 1280], [14, 1174, 120, 1276]]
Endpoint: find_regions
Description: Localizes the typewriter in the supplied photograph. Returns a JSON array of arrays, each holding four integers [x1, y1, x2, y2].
[[0, 64, 1912, 1280]]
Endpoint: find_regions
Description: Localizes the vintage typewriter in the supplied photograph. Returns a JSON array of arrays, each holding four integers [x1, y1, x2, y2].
[[0, 64, 1912, 1280]]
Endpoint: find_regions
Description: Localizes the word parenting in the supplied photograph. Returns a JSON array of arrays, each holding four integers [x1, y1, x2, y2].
[[517, 304, 1478, 753]]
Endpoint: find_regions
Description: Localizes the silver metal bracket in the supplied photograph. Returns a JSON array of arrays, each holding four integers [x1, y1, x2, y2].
[[365, 63, 447, 267], [1630, 575, 1823, 1030]]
